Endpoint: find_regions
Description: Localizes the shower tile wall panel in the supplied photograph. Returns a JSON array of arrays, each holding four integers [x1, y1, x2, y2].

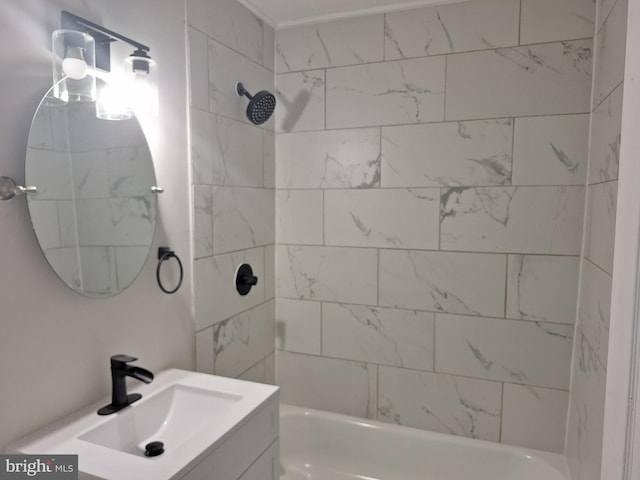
[[326, 57, 446, 128], [187, 0, 276, 384], [567, 1, 625, 477], [501, 384, 569, 453], [591, 0, 628, 106], [381, 119, 513, 187], [275, 70, 325, 133], [589, 84, 622, 184], [277, 351, 378, 419], [506, 255, 580, 324], [512, 114, 589, 186], [275, 15, 384, 72], [520, 0, 596, 44], [383, 0, 520, 59], [275, 0, 595, 455], [377, 366, 503, 441], [378, 250, 506, 317], [445, 40, 593, 121], [440, 186, 586, 254]]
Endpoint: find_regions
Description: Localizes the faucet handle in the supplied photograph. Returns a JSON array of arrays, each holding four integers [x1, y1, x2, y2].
[[111, 354, 138, 367]]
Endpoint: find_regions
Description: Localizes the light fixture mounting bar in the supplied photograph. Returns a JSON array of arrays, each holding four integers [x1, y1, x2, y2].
[[61, 11, 151, 72]]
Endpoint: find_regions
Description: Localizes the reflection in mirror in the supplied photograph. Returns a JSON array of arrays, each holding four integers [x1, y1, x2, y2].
[[25, 78, 157, 297]]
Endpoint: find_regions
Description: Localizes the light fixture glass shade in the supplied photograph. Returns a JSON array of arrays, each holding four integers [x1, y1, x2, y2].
[[52, 30, 96, 102], [95, 77, 132, 121], [123, 54, 158, 117]]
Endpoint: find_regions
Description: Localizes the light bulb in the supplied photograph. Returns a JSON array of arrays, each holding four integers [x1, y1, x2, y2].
[[123, 53, 158, 117], [62, 46, 88, 80]]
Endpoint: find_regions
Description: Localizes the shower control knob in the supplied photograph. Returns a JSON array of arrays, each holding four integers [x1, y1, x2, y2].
[[235, 263, 258, 296]]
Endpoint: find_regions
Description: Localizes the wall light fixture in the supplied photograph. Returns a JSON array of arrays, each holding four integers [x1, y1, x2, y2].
[[52, 11, 158, 119]]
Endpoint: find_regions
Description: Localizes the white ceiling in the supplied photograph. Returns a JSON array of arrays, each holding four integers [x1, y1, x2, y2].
[[236, 0, 466, 29]]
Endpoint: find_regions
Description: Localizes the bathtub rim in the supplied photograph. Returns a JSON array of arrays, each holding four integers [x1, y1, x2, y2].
[[280, 403, 571, 479]]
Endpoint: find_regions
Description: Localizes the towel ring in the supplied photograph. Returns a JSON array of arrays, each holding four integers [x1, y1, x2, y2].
[[156, 247, 183, 294]]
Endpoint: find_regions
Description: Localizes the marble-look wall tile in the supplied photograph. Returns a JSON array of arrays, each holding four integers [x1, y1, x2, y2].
[[381, 119, 513, 187], [378, 366, 502, 440], [211, 187, 274, 254], [61, 199, 154, 247], [50, 106, 147, 153], [241, 354, 277, 385], [263, 24, 275, 72], [276, 190, 323, 245], [324, 189, 439, 249], [275, 70, 325, 133], [446, 40, 593, 120], [584, 180, 617, 274], [25, 151, 72, 200], [589, 83, 622, 184], [45, 248, 82, 291], [592, 0, 627, 107], [195, 327, 214, 374], [596, 0, 618, 31], [520, 0, 596, 44], [435, 314, 573, 389], [501, 384, 569, 453], [384, 0, 519, 60], [237, 358, 266, 383], [278, 351, 377, 418], [191, 109, 265, 187], [114, 247, 149, 291], [106, 147, 155, 198], [323, 304, 435, 370], [67, 151, 110, 199], [440, 186, 586, 254], [194, 247, 265, 330], [512, 114, 589, 186], [276, 128, 380, 189], [326, 57, 446, 129], [78, 247, 118, 296], [276, 15, 383, 73], [213, 301, 276, 379], [379, 250, 506, 317], [264, 352, 276, 384], [506, 255, 579, 324], [263, 130, 276, 188], [208, 38, 274, 130], [566, 333, 607, 480], [47, 247, 114, 296], [264, 245, 275, 301], [578, 259, 611, 367], [193, 185, 213, 259], [277, 245, 378, 305], [188, 0, 266, 65], [188, 27, 209, 111], [27, 201, 61, 250], [276, 298, 321, 355]]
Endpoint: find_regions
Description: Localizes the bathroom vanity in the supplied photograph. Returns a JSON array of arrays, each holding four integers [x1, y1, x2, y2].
[[7, 369, 279, 480]]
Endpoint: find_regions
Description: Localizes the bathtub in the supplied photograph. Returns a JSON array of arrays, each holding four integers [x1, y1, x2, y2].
[[280, 404, 570, 480]]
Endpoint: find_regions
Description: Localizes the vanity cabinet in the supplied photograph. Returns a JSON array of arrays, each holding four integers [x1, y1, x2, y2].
[[178, 397, 279, 480]]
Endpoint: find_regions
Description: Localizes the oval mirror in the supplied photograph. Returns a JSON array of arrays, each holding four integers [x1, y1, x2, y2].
[[25, 78, 157, 297]]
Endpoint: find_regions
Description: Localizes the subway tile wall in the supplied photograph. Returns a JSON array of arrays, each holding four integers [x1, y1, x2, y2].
[[275, 0, 596, 453], [188, 0, 276, 384], [566, 0, 626, 478]]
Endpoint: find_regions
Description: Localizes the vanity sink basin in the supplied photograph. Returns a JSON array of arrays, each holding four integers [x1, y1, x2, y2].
[[79, 384, 242, 456], [8, 369, 279, 480]]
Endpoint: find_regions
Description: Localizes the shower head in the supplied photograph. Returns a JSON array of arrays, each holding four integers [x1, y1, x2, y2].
[[236, 82, 276, 125]]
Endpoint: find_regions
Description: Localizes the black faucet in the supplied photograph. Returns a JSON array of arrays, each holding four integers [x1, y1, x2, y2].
[[97, 354, 154, 415]]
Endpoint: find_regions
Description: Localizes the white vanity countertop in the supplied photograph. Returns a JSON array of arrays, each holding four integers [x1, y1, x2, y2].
[[7, 369, 279, 480]]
